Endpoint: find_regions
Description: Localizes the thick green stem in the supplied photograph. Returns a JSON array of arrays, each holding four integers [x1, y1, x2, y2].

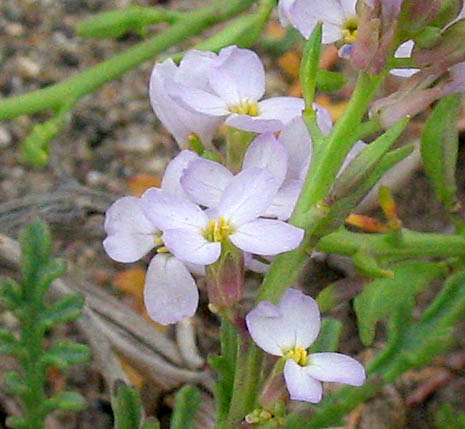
[[225, 341, 263, 428], [258, 72, 383, 303], [0, 0, 255, 120]]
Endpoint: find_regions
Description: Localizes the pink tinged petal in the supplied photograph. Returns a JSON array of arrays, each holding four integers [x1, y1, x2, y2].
[[290, 0, 345, 42], [265, 179, 303, 220], [181, 158, 233, 207], [144, 254, 199, 325], [258, 97, 305, 125], [225, 114, 283, 133], [279, 116, 312, 181], [243, 133, 289, 187], [278, 289, 321, 349], [246, 301, 295, 355], [284, 360, 323, 403], [230, 219, 304, 256], [161, 150, 199, 197], [149, 61, 220, 147], [209, 46, 265, 105], [217, 168, 279, 226], [141, 188, 208, 231], [167, 80, 230, 117], [305, 352, 366, 386], [163, 228, 221, 265]]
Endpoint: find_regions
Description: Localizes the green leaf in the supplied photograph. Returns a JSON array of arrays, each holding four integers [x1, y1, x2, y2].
[[38, 258, 66, 292], [421, 94, 461, 211], [208, 319, 237, 425], [0, 278, 22, 310], [43, 391, 86, 412], [5, 416, 29, 429], [41, 293, 85, 329], [316, 70, 348, 93], [3, 371, 28, 396], [41, 341, 90, 369], [170, 385, 201, 429], [300, 22, 322, 107], [309, 318, 342, 353], [354, 261, 446, 345], [434, 404, 465, 429], [141, 417, 161, 429], [0, 329, 20, 356], [112, 380, 143, 429]]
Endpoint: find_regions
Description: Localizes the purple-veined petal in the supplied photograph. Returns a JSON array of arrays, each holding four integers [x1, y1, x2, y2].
[[264, 179, 303, 220], [144, 254, 199, 325], [161, 150, 199, 197], [305, 352, 366, 386], [225, 114, 284, 133], [290, 0, 346, 42], [163, 228, 221, 265], [167, 80, 230, 117], [246, 288, 321, 355], [258, 97, 305, 124], [246, 301, 295, 355], [217, 168, 279, 226], [149, 60, 221, 147], [243, 133, 288, 187], [279, 289, 321, 349], [208, 46, 265, 105], [391, 40, 419, 77], [141, 188, 208, 231], [181, 158, 233, 207], [230, 218, 304, 255], [284, 359, 323, 403], [103, 233, 155, 264]]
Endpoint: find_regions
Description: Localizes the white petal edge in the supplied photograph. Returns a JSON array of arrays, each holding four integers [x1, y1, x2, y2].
[[284, 359, 323, 403]]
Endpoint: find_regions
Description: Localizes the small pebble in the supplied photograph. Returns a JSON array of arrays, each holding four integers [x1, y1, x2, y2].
[[0, 126, 12, 148], [86, 170, 105, 186], [16, 57, 41, 78], [5, 23, 24, 37]]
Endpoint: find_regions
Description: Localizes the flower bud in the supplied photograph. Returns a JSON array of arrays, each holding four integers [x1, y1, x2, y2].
[[205, 240, 244, 313]]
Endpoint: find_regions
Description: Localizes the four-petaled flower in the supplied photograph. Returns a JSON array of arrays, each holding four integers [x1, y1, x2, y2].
[[246, 289, 366, 403]]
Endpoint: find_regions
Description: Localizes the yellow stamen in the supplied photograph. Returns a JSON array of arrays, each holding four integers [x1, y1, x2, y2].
[[157, 246, 169, 253], [229, 99, 260, 116], [284, 347, 309, 366], [342, 17, 358, 45], [204, 217, 234, 242]]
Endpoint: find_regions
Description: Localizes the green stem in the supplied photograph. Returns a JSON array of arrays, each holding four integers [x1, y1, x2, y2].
[[225, 341, 263, 428], [258, 72, 383, 303], [0, 0, 255, 120]]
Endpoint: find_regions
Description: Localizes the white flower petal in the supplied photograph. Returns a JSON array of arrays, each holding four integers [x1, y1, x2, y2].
[[279, 289, 321, 349], [141, 188, 208, 231], [144, 254, 199, 325], [265, 179, 303, 220], [161, 150, 199, 197], [244, 253, 271, 273], [246, 301, 295, 355], [217, 168, 279, 226], [103, 233, 155, 263], [284, 359, 323, 403], [176, 50, 217, 90], [209, 46, 265, 105], [181, 158, 233, 207], [391, 40, 419, 77], [339, 140, 367, 173], [278, 0, 295, 26], [306, 352, 366, 386], [230, 219, 304, 256], [243, 133, 288, 187], [163, 228, 221, 265], [225, 114, 283, 133], [258, 97, 305, 125]]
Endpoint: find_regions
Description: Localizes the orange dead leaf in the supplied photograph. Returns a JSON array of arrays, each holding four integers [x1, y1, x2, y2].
[[346, 214, 388, 233], [119, 357, 145, 389], [114, 268, 145, 298], [127, 174, 162, 197], [266, 20, 286, 39], [278, 51, 301, 80]]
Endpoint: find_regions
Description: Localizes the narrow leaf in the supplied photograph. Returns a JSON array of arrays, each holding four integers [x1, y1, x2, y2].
[[112, 380, 142, 429], [170, 385, 201, 429], [41, 293, 85, 329], [300, 22, 322, 107], [43, 391, 87, 412], [141, 417, 161, 429]]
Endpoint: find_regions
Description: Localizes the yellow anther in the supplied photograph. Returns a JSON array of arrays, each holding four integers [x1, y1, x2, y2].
[[342, 17, 358, 45], [284, 347, 309, 366], [154, 236, 164, 246], [229, 99, 260, 116], [204, 217, 234, 242], [157, 246, 169, 253]]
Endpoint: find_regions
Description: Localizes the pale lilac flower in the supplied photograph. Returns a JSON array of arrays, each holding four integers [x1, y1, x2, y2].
[[246, 289, 366, 403], [141, 168, 305, 266], [149, 51, 223, 149], [278, 0, 358, 44], [167, 46, 304, 133]]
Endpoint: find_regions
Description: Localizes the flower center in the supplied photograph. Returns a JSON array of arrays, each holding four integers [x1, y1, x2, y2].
[[154, 235, 169, 253], [204, 217, 234, 242], [229, 99, 260, 116], [342, 17, 358, 45], [284, 347, 309, 366]]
